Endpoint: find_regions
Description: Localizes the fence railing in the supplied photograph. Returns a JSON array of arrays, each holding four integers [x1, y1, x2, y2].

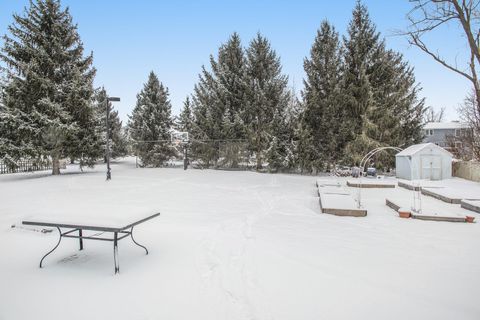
[[0, 159, 53, 174]]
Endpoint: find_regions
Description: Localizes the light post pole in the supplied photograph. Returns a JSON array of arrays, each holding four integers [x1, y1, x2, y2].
[[106, 96, 120, 181]]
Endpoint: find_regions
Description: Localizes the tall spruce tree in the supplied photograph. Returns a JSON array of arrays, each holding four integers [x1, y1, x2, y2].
[[284, 88, 303, 170], [301, 21, 343, 172], [177, 96, 194, 133], [342, 1, 425, 167], [265, 104, 291, 171], [215, 33, 248, 142], [94, 88, 128, 161], [128, 71, 174, 167], [245, 33, 290, 170], [0, 0, 99, 174], [190, 67, 218, 167], [341, 1, 380, 162], [191, 33, 248, 167]]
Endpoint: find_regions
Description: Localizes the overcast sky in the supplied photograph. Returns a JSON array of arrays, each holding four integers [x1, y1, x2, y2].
[[0, 0, 471, 123]]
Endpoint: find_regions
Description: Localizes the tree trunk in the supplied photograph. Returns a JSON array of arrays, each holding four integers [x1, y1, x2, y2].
[[52, 156, 61, 175], [256, 152, 262, 171]]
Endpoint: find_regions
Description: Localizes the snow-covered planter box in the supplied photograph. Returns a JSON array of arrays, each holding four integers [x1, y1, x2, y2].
[[346, 179, 396, 188], [319, 193, 367, 217], [461, 199, 480, 214]]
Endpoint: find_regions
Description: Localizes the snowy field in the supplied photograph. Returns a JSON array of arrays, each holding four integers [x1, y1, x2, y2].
[[1, 158, 480, 320]]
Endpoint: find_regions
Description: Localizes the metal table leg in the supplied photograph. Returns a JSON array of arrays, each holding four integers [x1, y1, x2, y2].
[[130, 226, 148, 254], [113, 232, 119, 274], [79, 229, 83, 250], [39, 227, 62, 268]]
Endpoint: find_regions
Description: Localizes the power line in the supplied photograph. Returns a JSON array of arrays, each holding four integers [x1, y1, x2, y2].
[[130, 139, 248, 143]]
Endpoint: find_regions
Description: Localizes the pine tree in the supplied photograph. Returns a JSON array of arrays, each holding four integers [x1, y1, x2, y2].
[[94, 88, 128, 161], [128, 71, 174, 167], [294, 120, 316, 173], [190, 67, 218, 167], [284, 89, 303, 170], [177, 96, 194, 133], [191, 33, 248, 167], [245, 33, 290, 170], [341, 1, 380, 164], [367, 49, 425, 164], [266, 106, 290, 172], [214, 33, 248, 142], [342, 1, 425, 167], [301, 21, 343, 172], [0, 0, 99, 174]]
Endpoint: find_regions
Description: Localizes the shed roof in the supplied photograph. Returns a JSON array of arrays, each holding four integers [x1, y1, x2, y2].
[[396, 143, 453, 157]]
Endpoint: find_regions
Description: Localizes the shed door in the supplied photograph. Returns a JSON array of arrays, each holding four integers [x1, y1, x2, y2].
[[420, 155, 442, 180]]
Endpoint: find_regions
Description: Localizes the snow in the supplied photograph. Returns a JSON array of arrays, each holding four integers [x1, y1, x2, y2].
[[386, 189, 469, 219], [399, 178, 480, 196], [347, 177, 397, 186], [316, 179, 341, 187], [422, 186, 480, 202], [22, 211, 159, 231], [1, 158, 480, 320], [318, 186, 351, 195], [319, 192, 359, 210], [462, 199, 480, 213], [396, 143, 452, 157], [463, 199, 480, 206], [424, 122, 469, 130]]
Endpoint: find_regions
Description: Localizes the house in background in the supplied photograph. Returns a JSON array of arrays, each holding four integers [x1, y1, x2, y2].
[[423, 121, 470, 149]]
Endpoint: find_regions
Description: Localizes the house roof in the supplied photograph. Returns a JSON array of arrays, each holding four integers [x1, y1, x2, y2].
[[424, 121, 469, 130], [396, 143, 453, 157]]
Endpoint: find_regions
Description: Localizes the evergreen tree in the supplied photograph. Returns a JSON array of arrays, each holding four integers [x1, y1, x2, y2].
[[190, 67, 218, 167], [0, 0, 99, 174], [177, 96, 194, 133], [245, 33, 290, 170], [94, 88, 128, 160], [284, 89, 303, 170], [342, 1, 425, 167], [301, 21, 343, 172], [191, 33, 248, 167], [294, 120, 316, 173], [265, 105, 290, 172], [109, 112, 128, 158], [128, 71, 174, 167], [214, 33, 248, 142], [341, 1, 380, 163]]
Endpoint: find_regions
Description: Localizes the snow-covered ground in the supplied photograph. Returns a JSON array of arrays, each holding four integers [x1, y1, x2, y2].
[[1, 158, 480, 320]]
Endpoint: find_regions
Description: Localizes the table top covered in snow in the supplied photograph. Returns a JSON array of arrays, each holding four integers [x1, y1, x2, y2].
[[22, 212, 160, 232]]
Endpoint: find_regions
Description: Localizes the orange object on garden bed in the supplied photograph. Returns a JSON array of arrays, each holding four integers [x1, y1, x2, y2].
[[465, 216, 475, 223], [398, 208, 411, 219]]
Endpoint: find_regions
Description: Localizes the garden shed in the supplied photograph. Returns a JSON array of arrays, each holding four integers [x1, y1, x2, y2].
[[395, 143, 453, 180]]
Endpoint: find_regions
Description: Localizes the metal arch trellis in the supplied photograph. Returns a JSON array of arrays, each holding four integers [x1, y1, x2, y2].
[[356, 146, 403, 209], [356, 145, 423, 214], [359, 146, 403, 172]]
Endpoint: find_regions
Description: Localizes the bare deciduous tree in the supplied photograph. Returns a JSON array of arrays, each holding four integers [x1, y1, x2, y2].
[[457, 90, 480, 158], [424, 106, 446, 122], [405, 0, 480, 114]]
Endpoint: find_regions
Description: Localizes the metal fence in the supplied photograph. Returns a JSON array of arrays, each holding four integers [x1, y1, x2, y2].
[[132, 140, 260, 170], [0, 158, 53, 174]]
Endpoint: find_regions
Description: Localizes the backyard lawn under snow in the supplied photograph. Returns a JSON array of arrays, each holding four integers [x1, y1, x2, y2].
[[0, 157, 479, 320]]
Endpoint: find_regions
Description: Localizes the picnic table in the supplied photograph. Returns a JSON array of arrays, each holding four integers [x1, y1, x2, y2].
[[22, 212, 160, 274]]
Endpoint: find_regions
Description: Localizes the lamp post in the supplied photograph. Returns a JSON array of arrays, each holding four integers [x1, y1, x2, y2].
[[106, 96, 120, 181]]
